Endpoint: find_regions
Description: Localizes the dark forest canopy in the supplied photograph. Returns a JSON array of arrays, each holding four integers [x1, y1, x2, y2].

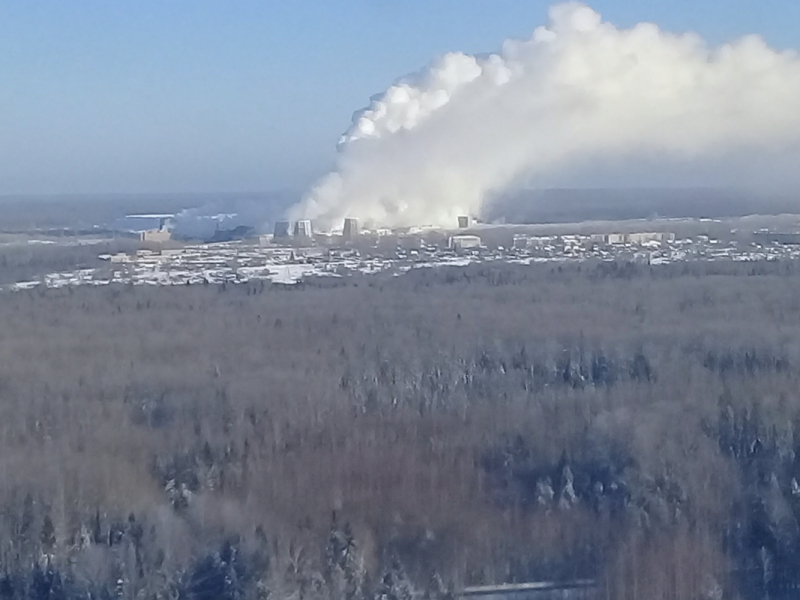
[[2, 261, 800, 599]]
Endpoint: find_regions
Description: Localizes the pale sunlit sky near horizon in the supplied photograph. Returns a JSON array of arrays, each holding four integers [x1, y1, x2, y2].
[[1, 0, 798, 196]]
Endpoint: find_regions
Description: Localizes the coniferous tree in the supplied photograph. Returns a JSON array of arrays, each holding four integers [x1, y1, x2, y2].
[[40, 516, 55, 556]]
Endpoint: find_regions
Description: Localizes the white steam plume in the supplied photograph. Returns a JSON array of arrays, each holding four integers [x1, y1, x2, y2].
[[290, 2, 800, 230]]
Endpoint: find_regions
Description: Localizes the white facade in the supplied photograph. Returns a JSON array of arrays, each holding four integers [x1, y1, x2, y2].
[[606, 233, 627, 245], [294, 220, 313, 238], [627, 232, 662, 245], [526, 236, 554, 248], [449, 235, 482, 250], [512, 234, 528, 248], [140, 229, 171, 243]]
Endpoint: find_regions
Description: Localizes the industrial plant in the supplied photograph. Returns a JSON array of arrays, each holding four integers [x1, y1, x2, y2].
[[7, 211, 800, 291]]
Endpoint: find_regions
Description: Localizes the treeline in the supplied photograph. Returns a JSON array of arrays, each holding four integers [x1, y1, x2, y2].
[[3, 261, 800, 598], [0, 240, 140, 285]]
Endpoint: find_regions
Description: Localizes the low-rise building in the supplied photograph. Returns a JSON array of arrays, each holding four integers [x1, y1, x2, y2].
[[526, 236, 554, 248], [596, 232, 675, 245], [140, 229, 171, 243], [449, 235, 482, 250], [628, 232, 668, 245], [512, 234, 528, 249], [606, 233, 627, 245]]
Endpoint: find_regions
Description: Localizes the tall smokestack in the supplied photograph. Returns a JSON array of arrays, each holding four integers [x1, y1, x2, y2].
[[274, 221, 291, 239], [343, 218, 360, 240], [294, 220, 313, 238]]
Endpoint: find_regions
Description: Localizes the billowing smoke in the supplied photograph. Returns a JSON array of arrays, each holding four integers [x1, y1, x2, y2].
[[290, 2, 800, 230], [171, 196, 289, 240]]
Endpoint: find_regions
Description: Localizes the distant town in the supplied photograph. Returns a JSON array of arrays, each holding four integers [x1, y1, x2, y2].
[[5, 212, 800, 291]]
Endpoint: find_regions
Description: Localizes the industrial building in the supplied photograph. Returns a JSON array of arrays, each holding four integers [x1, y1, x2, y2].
[[112, 214, 174, 235], [140, 229, 172, 243], [138, 216, 173, 243], [207, 225, 254, 243], [449, 234, 482, 251]]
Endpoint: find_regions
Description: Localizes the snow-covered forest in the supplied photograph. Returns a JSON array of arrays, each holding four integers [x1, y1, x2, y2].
[[1, 260, 800, 599]]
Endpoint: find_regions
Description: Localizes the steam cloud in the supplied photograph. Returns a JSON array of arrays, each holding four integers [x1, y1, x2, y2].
[[290, 2, 800, 230]]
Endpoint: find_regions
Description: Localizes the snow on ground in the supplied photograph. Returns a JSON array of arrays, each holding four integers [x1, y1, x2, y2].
[[5, 234, 800, 293]]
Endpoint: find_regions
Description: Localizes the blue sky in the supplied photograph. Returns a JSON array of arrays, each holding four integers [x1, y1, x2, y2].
[[1, 0, 798, 196]]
